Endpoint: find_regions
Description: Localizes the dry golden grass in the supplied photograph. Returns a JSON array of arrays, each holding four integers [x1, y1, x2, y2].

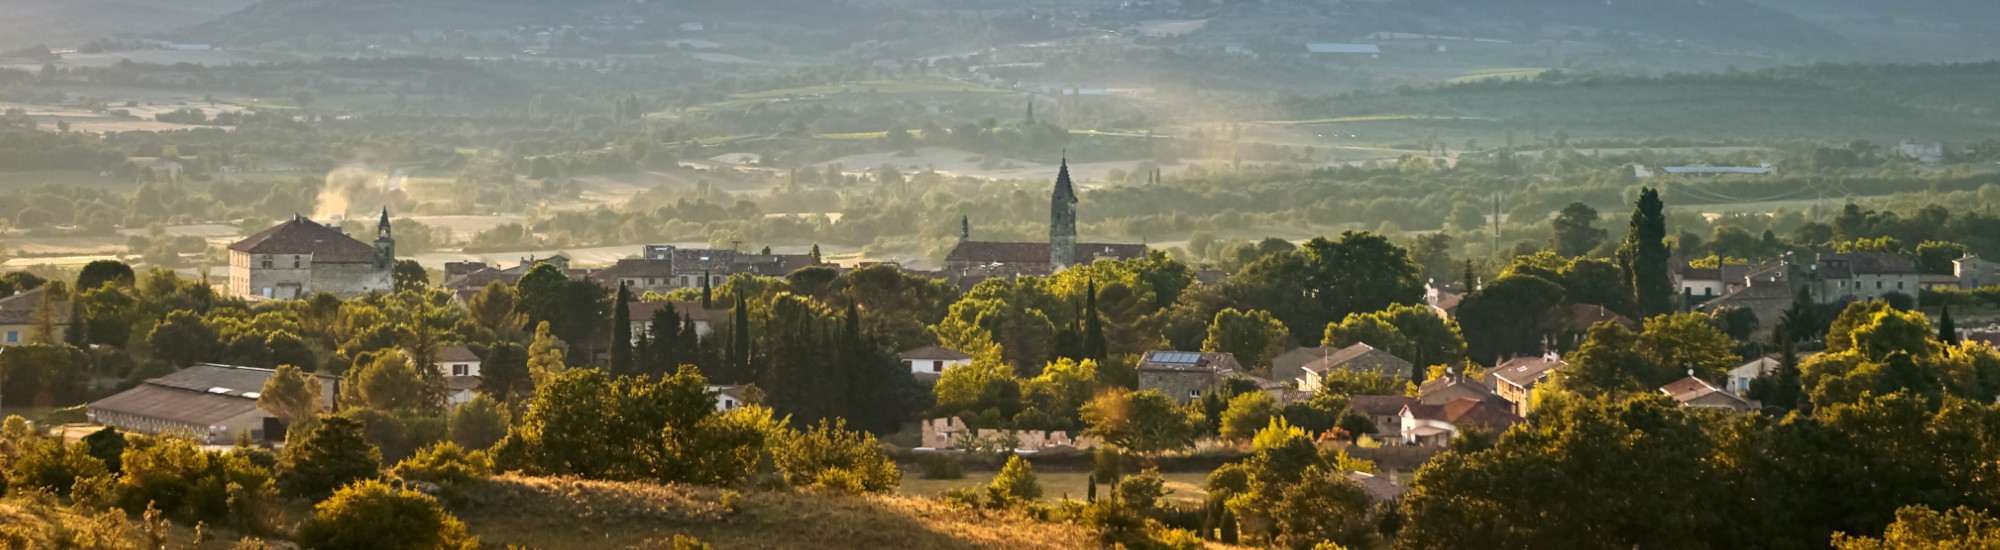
[[456, 475, 1097, 549]]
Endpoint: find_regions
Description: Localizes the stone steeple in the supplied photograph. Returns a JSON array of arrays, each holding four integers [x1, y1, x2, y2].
[[374, 206, 395, 269], [1049, 156, 1077, 268]]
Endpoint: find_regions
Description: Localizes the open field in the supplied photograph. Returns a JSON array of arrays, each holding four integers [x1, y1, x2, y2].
[[900, 469, 1213, 506]]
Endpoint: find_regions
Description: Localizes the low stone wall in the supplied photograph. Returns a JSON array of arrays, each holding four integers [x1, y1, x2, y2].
[[919, 417, 1098, 452]]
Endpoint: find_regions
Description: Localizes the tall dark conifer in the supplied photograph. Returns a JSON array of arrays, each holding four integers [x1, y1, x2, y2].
[[647, 302, 682, 372], [1939, 306, 1958, 344], [610, 282, 632, 373], [701, 271, 714, 309], [1083, 278, 1106, 361], [730, 293, 751, 382], [1617, 188, 1673, 317]]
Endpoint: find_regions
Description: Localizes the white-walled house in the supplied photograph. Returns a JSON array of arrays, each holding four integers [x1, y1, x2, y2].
[[901, 345, 973, 379], [708, 385, 752, 412], [435, 345, 482, 406]]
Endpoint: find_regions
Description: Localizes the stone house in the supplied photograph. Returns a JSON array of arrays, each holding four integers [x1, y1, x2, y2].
[[228, 212, 393, 300], [1813, 252, 1921, 306], [0, 287, 72, 346], [1138, 350, 1240, 403], [1485, 353, 1565, 417], [1296, 343, 1414, 393], [1348, 395, 1417, 440], [1398, 398, 1521, 447]]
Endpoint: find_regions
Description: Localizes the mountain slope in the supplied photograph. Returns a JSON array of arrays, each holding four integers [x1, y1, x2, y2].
[[0, 0, 257, 49]]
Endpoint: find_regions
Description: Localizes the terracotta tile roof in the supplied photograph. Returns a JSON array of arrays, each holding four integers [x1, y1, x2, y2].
[[1404, 397, 1522, 432], [601, 258, 676, 278], [228, 216, 379, 263], [900, 345, 972, 361], [1659, 376, 1718, 399], [1419, 373, 1493, 398], [1349, 395, 1417, 417], [1565, 304, 1638, 332]]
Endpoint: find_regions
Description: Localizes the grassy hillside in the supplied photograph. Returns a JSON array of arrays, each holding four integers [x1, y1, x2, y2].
[[456, 476, 1097, 549], [0, 494, 245, 549]]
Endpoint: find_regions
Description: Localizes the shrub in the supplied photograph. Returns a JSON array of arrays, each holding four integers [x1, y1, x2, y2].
[[1220, 391, 1280, 442], [390, 441, 492, 501], [1117, 469, 1168, 517], [294, 479, 478, 550], [280, 416, 382, 500], [768, 418, 899, 494], [341, 408, 446, 464], [5, 438, 107, 496], [917, 453, 964, 480], [116, 439, 275, 529], [80, 427, 127, 473], [987, 455, 1042, 506], [941, 486, 984, 509]]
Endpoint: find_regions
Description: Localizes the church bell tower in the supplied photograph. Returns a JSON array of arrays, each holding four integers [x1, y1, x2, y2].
[[1049, 157, 1077, 269]]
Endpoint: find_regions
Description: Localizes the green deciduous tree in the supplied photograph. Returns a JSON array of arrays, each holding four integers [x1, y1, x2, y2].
[[1081, 389, 1200, 458], [1204, 308, 1292, 372], [1550, 202, 1607, 257], [257, 364, 320, 429], [1219, 391, 1280, 443]]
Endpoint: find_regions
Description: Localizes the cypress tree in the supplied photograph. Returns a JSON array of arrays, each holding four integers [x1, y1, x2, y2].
[[610, 282, 632, 374], [1083, 278, 1106, 361], [700, 271, 713, 309], [1939, 306, 1958, 344], [648, 302, 681, 371], [731, 293, 751, 382], [1618, 188, 1673, 317], [1086, 473, 1097, 502]]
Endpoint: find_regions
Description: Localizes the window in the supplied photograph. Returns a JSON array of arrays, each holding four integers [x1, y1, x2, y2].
[[1876, 281, 1883, 290], [1704, 287, 1713, 297], [4, 331, 16, 344], [452, 364, 468, 376], [292, 256, 300, 268], [1897, 281, 1905, 290], [260, 256, 272, 269], [932, 360, 944, 373], [1189, 389, 1200, 398]]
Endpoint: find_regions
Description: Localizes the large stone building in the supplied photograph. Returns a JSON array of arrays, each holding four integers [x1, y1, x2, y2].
[[1138, 350, 1240, 403], [945, 159, 1147, 281], [87, 363, 338, 444], [228, 211, 395, 300]]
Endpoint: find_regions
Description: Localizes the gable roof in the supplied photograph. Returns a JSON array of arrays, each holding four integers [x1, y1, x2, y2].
[[1301, 343, 1413, 378], [1565, 304, 1638, 332], [1659, 376, 1720, 399], [228, 216, 379, 263], [1419, 373, 1494, 402], [436, 345, 480, 363], [1818, 252, 1918, 277], [1349, 395, 1417, 417], [1488, 356, 1565, 388], [900, 345, 972, 361], [88, 364, 336, 425], [1403, 397, 1521, 432], [601, 258, 676, 279], [0, 287, 72, 325], [1660, 376, 1754, 410]]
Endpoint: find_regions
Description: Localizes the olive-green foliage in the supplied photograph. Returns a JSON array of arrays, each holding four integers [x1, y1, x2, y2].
[[1219, 391, 1279, 443], [1081, 389, 1201, 457], [1203, 308, 1292, 371], [115, 438, 277, 530], [494, 366, 774, 486], [5, 437, 107, 497], [294, 479, 478, 550], [1115, 469, 1167, 517], [1832, 506, 2000, 549], [986, 455, 1041, 506], [279, 416, 383, 500], [390, 441, 493, 491], [340, 408, 447, 464], [447, 394, 509, 450], [769, 417, 900, 494], [917, 453, 964, 480]]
